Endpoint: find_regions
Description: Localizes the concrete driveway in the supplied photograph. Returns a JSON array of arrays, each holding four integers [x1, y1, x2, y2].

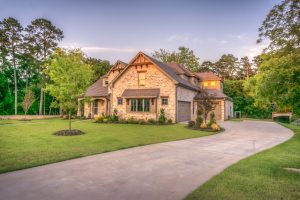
[[0, 121, 293, 200]]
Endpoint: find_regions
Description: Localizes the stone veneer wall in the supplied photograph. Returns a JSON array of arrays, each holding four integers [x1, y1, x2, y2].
[[111, 63, 177, 122]]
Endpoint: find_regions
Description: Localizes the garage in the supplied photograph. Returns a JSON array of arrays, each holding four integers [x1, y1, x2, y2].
[[177, 101, 191, 122]]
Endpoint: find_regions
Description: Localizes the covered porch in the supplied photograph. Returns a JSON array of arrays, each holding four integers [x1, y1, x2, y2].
[[77, 97, 109, 118]]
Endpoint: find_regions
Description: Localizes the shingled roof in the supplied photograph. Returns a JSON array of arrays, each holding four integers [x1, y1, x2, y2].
[[195, 72, 221, 81], [122, 88, 160, 98], [144, 54, 200, 91], [85, 77, 108, 97], [194, 89, 231, 100]]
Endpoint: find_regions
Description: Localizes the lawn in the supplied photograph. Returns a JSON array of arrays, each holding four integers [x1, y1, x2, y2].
[[0, 118, 213, 174], [185, 123, 300, 200]]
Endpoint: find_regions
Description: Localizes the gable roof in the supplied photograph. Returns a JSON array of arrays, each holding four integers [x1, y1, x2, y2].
[[143, 54, 200, 91], [85, 77, 108, 97], [195, 72, 221, 81], [104, 60, 127, 78], [194, 89, 232, 101]]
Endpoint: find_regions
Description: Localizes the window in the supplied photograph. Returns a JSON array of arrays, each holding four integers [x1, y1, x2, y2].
[[117, 98, 123, 105], [162, 98, 168, 105], [211, 81, 216, 86], [137, 99, 143, 111], [93, 100, 98, 115], [203, 82, 208, 87], [131, 99, 137, 112], [138, 72, 146, 86], [130, 98, 150, 112], [144, 99, 150, 112], [105, 81, 109, 85]]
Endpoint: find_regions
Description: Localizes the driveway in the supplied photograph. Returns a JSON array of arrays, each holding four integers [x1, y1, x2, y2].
[[0, 121, 293, 200]]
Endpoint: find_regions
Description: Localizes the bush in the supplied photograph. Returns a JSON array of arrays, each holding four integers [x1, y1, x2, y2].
[[147, 118, 156, 124], [128, 117, 138, 124], [196, 110, 203, 126], [188, 120, 195, 127], [208, 112, 216, 128], [200, 122, 207, 129], [167, 119, 172, 124], [94, 116, 104, 123], [138, 119, 146, 125], [111, 109, 119, 122], [211, 123, 221, 131], [158, 108, 167, 124]]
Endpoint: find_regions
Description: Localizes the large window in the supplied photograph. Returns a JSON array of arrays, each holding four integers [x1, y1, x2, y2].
[[138, 72, 146, 86], [130, 98, 150, 112], [93, 100, 98, 115]]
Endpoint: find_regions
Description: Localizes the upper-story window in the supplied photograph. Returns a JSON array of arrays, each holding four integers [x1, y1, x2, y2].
[[203, 82, 208, 87], [211, 81, 215, 86], [105, 81, 109, 85], [138, 72, 146, 86]]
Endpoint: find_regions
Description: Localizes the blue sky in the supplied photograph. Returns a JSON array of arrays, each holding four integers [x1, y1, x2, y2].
[[0, 0, 280, 63]]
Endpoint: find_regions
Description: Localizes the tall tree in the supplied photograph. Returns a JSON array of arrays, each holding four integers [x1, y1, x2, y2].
[[22, 88, 35, 119], [214, 54, 239, 80], [257, 0, 300, 51], [24, 18, 63, 115], [84, 57, 112, 83], [0, 17, 24, 114], [200, 61, 217, 73], [153, 47, 200, 72], [240, 56, 255, 79], [45, 49, 92, 130]]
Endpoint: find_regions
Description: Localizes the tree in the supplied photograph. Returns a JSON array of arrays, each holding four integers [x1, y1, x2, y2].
[[24, 18, 64, 115], [199, 61, 216, 72], [214, 54, 239, 80], [240, 56, 255, 79], [153, 47, 200, 72], [196, 89, 216, 124], [45, 49, 92, 130], [84, 57, 112, 83], [257, 0, 300, 51], [0, 17, 24, 114], [22, 89, 35, 119]]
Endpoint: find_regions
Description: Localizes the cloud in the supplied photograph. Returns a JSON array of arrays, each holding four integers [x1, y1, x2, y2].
[[229, 34, 247, 41], [167, 34, 228, 45], [167, 34, 190, 42], [243, 43, 268, 58]]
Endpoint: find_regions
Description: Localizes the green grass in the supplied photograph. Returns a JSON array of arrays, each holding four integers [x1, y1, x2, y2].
[[0, 119, 214, 174], [185, 123, 300, 200]]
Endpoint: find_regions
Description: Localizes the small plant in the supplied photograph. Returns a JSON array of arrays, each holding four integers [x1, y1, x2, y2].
[[167, 119, 173, 124], [103, 118, 108, 123], [211, 123, 221, 131], [196, 110, 203, 126], [147, 118, 156, 124], [138, 119, 146, 125], [94, 116, 104, 123], [200, 122, 207, 129], [158, 108, 167, 124], [188, 120, 195, 127], [111, 109, 119, 122], [208, 112, 216, 128]]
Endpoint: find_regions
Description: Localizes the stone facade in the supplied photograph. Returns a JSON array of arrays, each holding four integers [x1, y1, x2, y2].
[[111, 55, 177, 122]]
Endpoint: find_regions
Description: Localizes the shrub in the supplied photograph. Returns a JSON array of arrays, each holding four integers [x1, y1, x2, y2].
[[200, 122, 207, 129], [147, 118, 156, 124], [208, 112, 216, 128], [188, 120, 195, 127], [128, 117, 138, 124], [138, 119, 146, 125], [94, 116, 104, 123], [211, 123, 221, 131], [167, 119, 173, 124], [103, 118, 108, 123], [111, 109, 119, 122], [158, 108, 167, 124], [196, 110, 203, 126]]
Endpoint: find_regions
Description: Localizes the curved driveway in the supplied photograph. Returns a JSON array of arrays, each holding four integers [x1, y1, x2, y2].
[[0, 121, 293, 200]]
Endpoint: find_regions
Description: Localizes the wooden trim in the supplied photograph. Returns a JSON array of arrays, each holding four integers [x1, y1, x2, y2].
[[130, 62, 152, 66]]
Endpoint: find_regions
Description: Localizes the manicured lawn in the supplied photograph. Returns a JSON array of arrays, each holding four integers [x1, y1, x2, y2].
[[185, 123, 300, 200], [0, 119, 213, 173]]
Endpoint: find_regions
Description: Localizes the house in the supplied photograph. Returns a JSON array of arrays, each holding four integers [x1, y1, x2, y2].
[[78, 52, 233, 122]]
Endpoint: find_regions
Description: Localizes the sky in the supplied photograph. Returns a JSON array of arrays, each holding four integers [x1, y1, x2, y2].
[[0, 0, 281, 63]]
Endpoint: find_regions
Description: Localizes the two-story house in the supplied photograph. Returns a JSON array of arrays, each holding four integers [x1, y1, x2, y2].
[[78, 52, 233, 122]]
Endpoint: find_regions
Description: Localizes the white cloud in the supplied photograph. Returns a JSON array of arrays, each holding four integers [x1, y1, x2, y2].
[[229, 34, 248, 41], [243, 43, 268, 58], [167, 34, 190, 42]]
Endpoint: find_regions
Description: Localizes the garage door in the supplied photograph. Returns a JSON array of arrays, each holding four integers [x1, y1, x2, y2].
[[213, 102, 222, 120], [178, 101, 191, 122]]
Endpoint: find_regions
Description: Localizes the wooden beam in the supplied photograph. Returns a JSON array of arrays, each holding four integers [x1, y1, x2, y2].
[[130, 62, 152, 66]]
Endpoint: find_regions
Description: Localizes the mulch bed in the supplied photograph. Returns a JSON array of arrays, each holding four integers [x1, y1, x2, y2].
[[53, 129, 85, 136], [186, 126, 225, 133]]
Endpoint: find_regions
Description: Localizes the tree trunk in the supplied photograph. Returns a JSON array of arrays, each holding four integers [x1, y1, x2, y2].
[[13, 66, 17, 115], [68, 110, 71, 130], [39, 88, 43, 115]]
